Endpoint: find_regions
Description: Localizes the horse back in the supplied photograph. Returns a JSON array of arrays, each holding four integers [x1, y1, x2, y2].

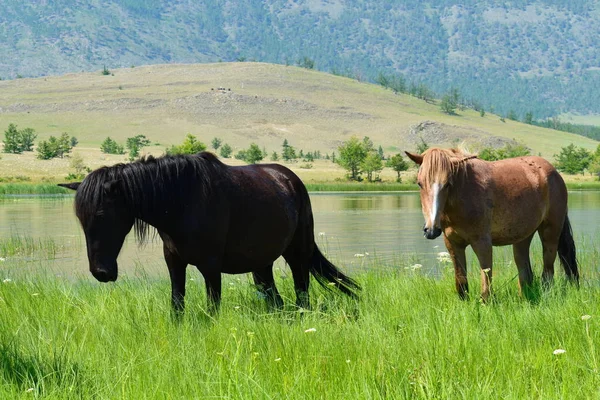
[[486, 156, 567, 243], [219, 163, 312, 266]]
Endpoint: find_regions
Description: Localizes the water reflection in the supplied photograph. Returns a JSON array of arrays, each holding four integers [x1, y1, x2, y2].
[[1, 191, 599, 277]]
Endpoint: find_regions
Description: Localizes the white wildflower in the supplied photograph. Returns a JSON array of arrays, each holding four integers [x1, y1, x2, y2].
[[2, 278, 11, 283], [553, 349, 566, 355], [304, 328, 317, 333], [437, 253, 452, 263], [354, 253, 365, 258], [582, 315, 592, 321]]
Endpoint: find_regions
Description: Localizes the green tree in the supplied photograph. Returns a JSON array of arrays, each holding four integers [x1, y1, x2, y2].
[[297, 56, 315, 69], [478, 142, 531, 161], [66, 153, 90, 180], [588, 144, 600, 177], [245, 143, 264, 164], [387, 153, 409, 182], [235, 149, 248, 161], [507, 110, 519, 121], [282, 139, 297, 161], [166, 134, 206, 155], [440, 93, 457, 115], [378, 145, 385, 160], [56, 132, 73, 158], [416, 137, 429, 154], [523, 112, 534, 125], [270, 151, 279, 161], [3, 123, 22, 153], [220, 143, 232, 158], [361, 152, 383, 182], [37, 133, 73, 159], [126, 134, 150, 160], [19, 128, 37, 152], [211, 137, 222, 150], [338, 136, 367, 180], [3, 124, 37, 153], [362, 136, 374, 153], [70, 136, 79, 148], [554, 143, 591, 174], [36, 140, 55, 160], [100, 137, 125, 154]]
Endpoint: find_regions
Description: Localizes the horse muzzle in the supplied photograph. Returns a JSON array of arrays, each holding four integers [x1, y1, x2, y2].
[[423, 226, 442, 240], [91, 265, 118, 282]]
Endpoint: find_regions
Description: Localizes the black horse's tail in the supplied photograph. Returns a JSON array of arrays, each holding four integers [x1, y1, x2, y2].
[[291, 171, 361, 298], [309, 246, 361, 298], [558, 214, 579, 284]]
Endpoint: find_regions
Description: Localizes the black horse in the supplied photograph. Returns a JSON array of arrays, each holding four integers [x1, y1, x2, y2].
[[59, 152, 359, 314]]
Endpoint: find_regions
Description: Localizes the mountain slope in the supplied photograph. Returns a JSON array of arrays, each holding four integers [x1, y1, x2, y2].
[[0, 62, 596, 160], [2, 1, 600, 119]]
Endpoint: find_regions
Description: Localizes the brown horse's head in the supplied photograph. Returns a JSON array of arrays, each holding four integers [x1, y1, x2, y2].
[[405, 148, 474, 240]]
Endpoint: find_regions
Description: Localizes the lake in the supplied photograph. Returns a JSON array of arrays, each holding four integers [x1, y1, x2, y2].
[[1, 191, 599, 278]]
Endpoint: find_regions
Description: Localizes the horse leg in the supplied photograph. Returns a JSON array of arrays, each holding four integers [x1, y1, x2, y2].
[[444, 236, 469, 300], [538, 224, 560, 288], [512, 234, 535, 299], [197, 256, 223, 315], [164, 244, 188, 316], [252, 264, 284, 310], [283, 254, 311, 309], [470, 238, 493, 302]]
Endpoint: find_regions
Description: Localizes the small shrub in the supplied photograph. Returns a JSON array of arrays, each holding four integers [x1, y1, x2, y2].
[[100, 137, 125, 155], [166, 134, 207, 155]]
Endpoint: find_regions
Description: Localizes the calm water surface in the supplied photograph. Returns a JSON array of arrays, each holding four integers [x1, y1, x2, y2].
[[1, 192, 599, 277]]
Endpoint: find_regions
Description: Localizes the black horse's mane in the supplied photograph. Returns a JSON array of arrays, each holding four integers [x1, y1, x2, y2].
[[75, 151, 227, 244]]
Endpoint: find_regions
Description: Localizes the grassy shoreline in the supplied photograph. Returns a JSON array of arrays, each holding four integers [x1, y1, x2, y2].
[[1, 262, 599, 398], [2, 180, 600, 195]]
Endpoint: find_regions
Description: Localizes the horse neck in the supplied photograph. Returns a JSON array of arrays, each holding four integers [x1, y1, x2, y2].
[[119, 163, 182, 227], [445, 160, 484, 213]]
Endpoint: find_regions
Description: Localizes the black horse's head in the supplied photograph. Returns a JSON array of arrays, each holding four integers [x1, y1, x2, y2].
[[59, 178, 134, 282]]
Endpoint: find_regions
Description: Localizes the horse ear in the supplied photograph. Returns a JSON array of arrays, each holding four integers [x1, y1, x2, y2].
[[405, 151, 423, 165], [103, 180, 121, 195], [58, 182, 81, 191]]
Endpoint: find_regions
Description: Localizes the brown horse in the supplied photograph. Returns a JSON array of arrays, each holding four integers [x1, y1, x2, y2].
[[405, 148, 578, 300]]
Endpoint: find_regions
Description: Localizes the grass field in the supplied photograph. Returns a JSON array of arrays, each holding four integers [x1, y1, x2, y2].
[[1, 239, 600, 399], [1, 62, 599, 183]]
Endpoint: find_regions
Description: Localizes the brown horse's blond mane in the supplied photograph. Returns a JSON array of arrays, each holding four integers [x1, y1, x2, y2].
[[420, 148, 477, 184]]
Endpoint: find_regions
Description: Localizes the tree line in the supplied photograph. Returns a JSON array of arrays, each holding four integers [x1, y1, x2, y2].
[[4, 124, 599, 180], [2, 123, 77, 159]]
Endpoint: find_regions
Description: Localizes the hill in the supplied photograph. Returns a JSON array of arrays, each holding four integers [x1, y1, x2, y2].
[[2, 1, 600, 119], [0, 62, 597, 180]]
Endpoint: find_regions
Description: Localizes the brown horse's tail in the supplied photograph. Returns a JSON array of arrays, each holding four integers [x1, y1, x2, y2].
[[558, 214, 579, 284], [309, 246, 361, 298]]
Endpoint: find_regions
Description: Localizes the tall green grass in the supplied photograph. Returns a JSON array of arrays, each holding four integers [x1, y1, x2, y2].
[[306, 182, 416, 192], [1, 181, 599, 195], [0, 234, 61, 258], [0, 183, 70, 195], [1, 245, 599, 399]]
